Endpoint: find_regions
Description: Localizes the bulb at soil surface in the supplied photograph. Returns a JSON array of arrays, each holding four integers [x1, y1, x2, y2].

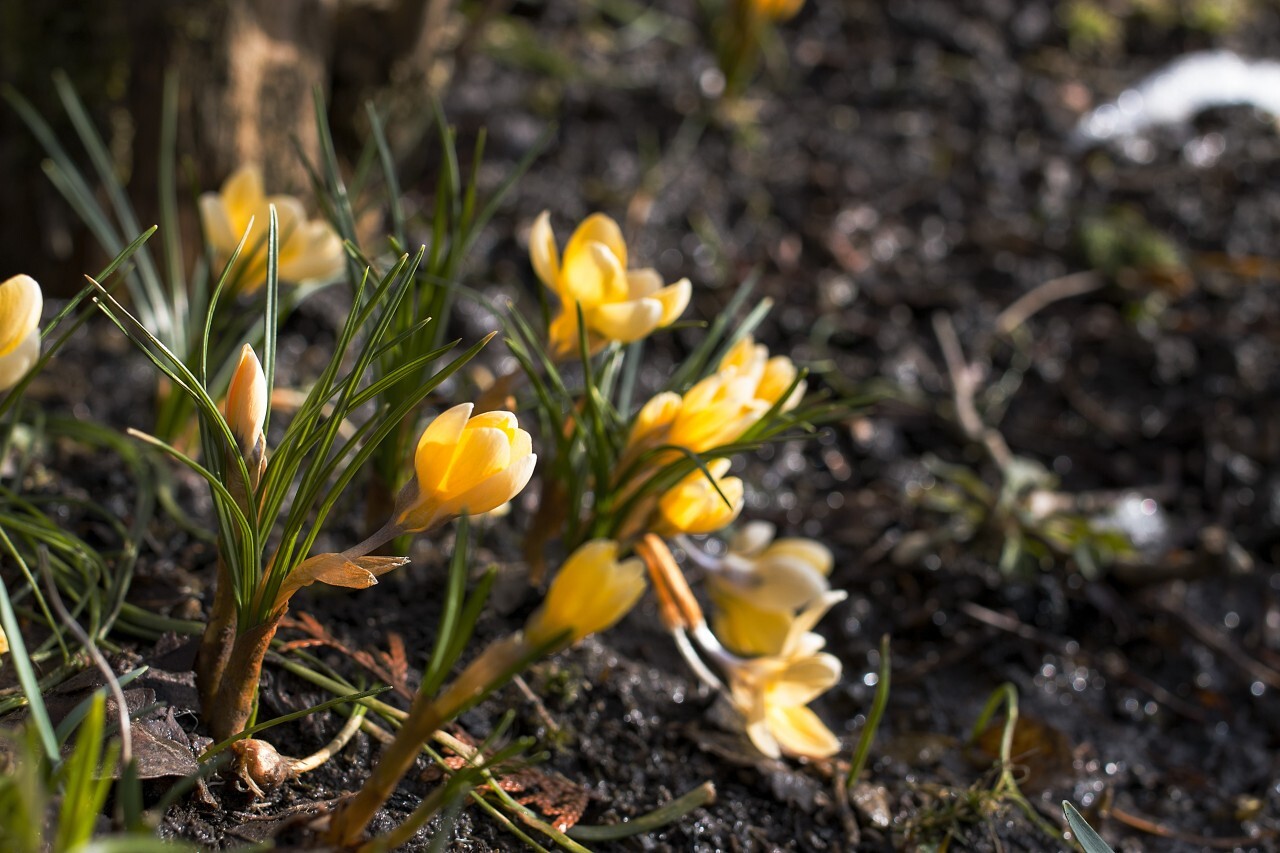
[[530, 210, 689, 358], [525, 539, 647, 648], [0, 274, 42, 391], [394, 403, 536, 533]]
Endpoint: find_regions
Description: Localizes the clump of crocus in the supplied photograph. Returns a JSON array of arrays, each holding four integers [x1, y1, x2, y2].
[[703, 521, 833, 656], [530, 211, 690, 358], [199, 165, 344, 294], [0, 274, 42, 391], [325, 538, 646, 846], [639, 534, 843, 760]]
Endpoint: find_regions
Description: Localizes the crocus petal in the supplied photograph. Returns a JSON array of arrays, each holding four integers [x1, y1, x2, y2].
[[0, 328, 40, 392], [198, 194, 238, 256], [653, 278, 691, 327], [767, 539, 833, 576], [745, 714, 781, 760], [414, 403, 474, 493], [733, 557, 829, 613], [781, 590, 847, 656], [767, 653, 842, 706], [0, 275, 42, 358], [709, 587, 793, 657], [222, 165, 265, 234], [563, 213, 627, 273], [279, 221, 345, 282], [729, 521, 776, 558], [525, 540, 646, 647], [628, 391, 682, 447], [444, 426, 516, 493], [529, 211, 560, 290], [225, 344, 268, 456], [586, 298, 664, 343], [438, 452, 537, 520], [625, 268, 663, 298], [766, 703, 841, 758]]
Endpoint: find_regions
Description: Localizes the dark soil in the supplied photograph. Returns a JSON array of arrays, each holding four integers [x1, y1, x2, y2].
[[14, 1, 1280, 850]]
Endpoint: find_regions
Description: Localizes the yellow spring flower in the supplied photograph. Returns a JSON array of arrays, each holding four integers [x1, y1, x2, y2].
[[225, 344, 268, 463], [723, 590, 846, 759], [754, 0, 804, 22], [709, 521, 833, 656], [199, 165, 345, 294], [624, 335, 803, 457], [530, 211, 690, 357], [0, 274, 42, 391], [654, 459, 744, 536], [395, 403, 537, 533], [525, 539, 647, 648]]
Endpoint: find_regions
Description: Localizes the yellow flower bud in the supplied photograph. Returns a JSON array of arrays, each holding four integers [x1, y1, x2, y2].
[[655, 459, 744, 536], [0, 274, 42, 391], [395, 403, 536, 533], [199, 165, 344, 294], [225, 344, 268, 461], [530, 211, 690, 357], [754, 0, 805, 22], [525, 539, 646, 648]]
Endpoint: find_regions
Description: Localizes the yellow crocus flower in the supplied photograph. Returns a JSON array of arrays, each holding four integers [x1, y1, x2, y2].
[[525, 539, 647, 648], [724, 590, 846, 759], [530, 211, 690, 357], [655, 459, 744, 535], [0, 274, 42, 391], [708, 522, 833, 656], [624, 335, 803, 459], [395, 403, 537, 533], [199, 165, 344, 294]]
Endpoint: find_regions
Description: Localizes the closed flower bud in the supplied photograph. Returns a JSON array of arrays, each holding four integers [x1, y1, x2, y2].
[[395, 403, 536, 533], [754, 0, 805, 22], [530, 211, 690, 357], [199, 165, 344, 294], [525, 539, 646, 648], [225, 344, 268, 462], [0, 274, 42, 391], [655, 459, 744, 536]]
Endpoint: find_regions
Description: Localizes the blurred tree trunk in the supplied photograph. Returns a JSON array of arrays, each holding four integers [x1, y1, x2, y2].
[[0, 0, 447, 295]]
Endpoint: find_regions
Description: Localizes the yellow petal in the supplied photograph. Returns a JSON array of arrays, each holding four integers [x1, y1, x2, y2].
[[444, 426, 516, 494], [199, 194, 237, 256], [0, 329, 40, 392], [719, 335, 761, 374], [529, 211, 560, 290], [766, 538, 833, 576], [278, 220, 345, 282], [653, 278, 691, 327], [765, 703, 840, 758], [586, 298, 663, 343], [413, 403, 474, 493], [727, 555, 829, 613], [0, 275, 43, 358], [729, 521, 776, 557], [561, 231, 626, 307], [627, 391, 681, 448], [439, 452, 537, 519], [709, 588, 792, 657], [766, 652, 842, 706], [563, 213, 627, 272], [780, 590, 847, 657], [221, 165, 265, 234], [624, 268, 663, 298]]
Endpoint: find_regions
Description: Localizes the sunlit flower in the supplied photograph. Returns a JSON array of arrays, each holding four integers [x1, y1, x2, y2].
[[225, 344, 268, 462], [530, 211, 690, 357], [708, 521, 833, 656], [624, 335, 803, 458], [754, 0, 805, 22], [0, 274, 42, 391], [722, 590, 846, 759], [654, 459, 744, 536], [199, 165, 344, 294], [525, 539, 647, 648], [395, 403, 536, 533]]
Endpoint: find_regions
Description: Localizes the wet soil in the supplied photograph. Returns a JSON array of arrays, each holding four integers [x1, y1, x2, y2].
[[14, 0, 1280, 850]]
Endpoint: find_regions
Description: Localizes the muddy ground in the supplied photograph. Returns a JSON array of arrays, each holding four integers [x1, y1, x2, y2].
[[15, 0, 1280, 850]]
